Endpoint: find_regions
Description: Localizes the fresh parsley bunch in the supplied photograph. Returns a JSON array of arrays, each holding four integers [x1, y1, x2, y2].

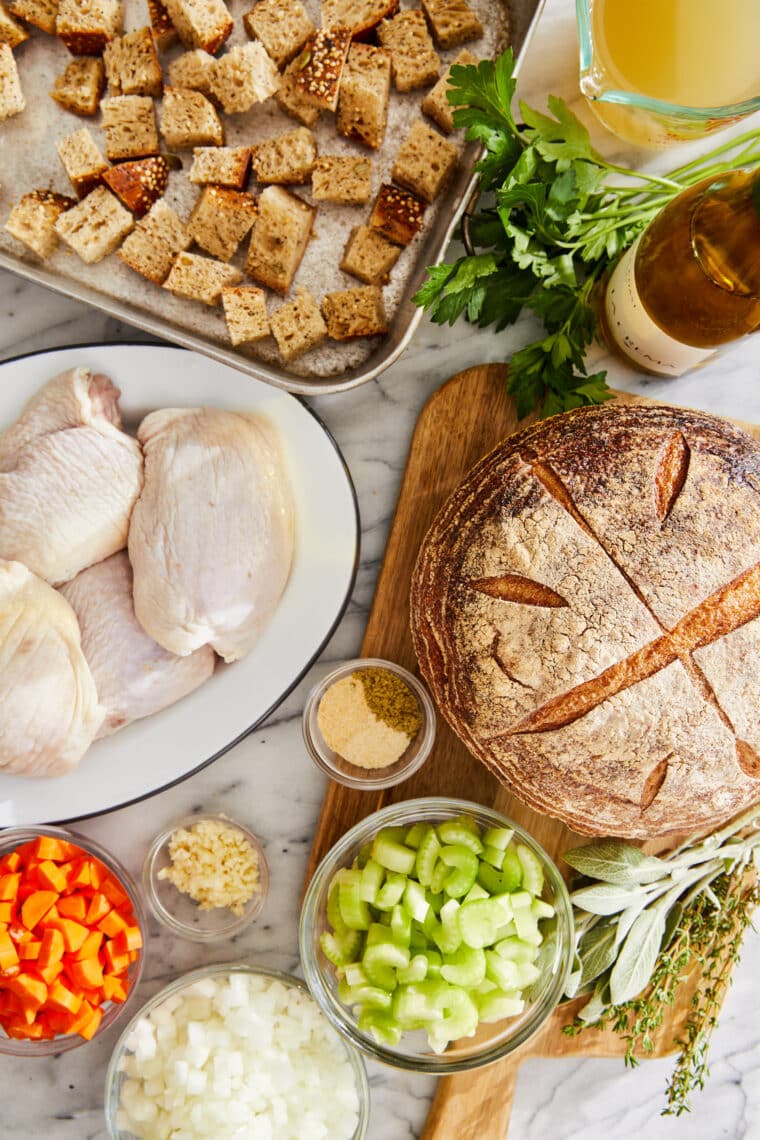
[[414, 49, 760, 418]]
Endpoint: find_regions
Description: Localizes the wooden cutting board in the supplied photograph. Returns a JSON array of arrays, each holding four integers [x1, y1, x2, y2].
[[303, 363, 760, 1139]]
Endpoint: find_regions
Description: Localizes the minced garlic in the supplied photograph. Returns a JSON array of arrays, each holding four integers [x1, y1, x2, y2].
[[158, 818, 260, 916]]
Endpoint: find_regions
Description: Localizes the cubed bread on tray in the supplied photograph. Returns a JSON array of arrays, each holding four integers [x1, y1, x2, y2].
[[336, 42, 390, 150], [0, 3, 28, 49], [221, 285, 269, 346], [270, 287, 326, 361], [0, 41, 23, 120], [243, 0, 314, 69], [101, 94, 159, 159], [56, 127, 108, 197], [118, 198, 190, 283], [421, 0, 483, 48], [167, 49, 214, 98], [54, 185, 133, 263], [161, 0, 232, 54], [340, 223, 400, 284], [7, 0, 57, 35], [211, 42, 279, 114], [104, 26, 162, 97], [245, 185, 315, 294], [322, 285, 388, 340], [370, 182, 425, 245], [56, 0, 123, 56], [188, 186, 258, 261], [102, 155, 173, 217], [411, 404, 760, 839], [160, 86, 223, 148], [322, 0, 398, 37], [312, 155, 372, 205], [293, 27, 351, 112], [377, 9, 439, 92], [189, 146, 251, 189], [421, 48, 478, 133], [147, 0, 177, 50], [50, 56, 105, 116], [391, 119, 458, 203], [163, 250, 242, 304], [252, 127, 317, 185], [5, 189, 75, 259], [275, 58, 321, 127]]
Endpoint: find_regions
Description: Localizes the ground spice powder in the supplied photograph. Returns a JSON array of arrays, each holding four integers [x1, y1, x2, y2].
[[317, 667, 422, 770], [356, 667, 422, 736]]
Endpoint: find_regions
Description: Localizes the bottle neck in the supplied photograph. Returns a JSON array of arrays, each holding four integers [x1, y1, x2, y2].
[[691, 169, 760, 298]]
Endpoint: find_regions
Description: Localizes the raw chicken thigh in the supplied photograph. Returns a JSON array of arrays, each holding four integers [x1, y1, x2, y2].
[[61, 552, 216, 738], [129, 408, 294, 662], [0, 368, 143, 585], [0, 559, 104, 777]]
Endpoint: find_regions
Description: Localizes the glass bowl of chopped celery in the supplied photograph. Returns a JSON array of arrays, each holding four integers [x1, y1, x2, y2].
[[142, 813, 269, 943], [300, 798, 574, 1072], [105, 963, 369, 1139]]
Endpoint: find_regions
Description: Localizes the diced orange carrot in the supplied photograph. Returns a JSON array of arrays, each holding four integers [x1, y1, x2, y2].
[[69, 956, 103, 990], [98, 909, 128, 938], [36, 904, 62, 930], [101, 874, 128, 908], [0, 873, 20, 901], [77, 1004, 102, 1041], [35, 960, 63, 986], [5, 1018, 47, 1039], [45, 1010, 76, 1035], [0, 852, 21, 874], [38, 927, 65, 968], [17, 941, 41, 961], [67, 997, 94, 1034], [65, 861, 91, 891], [103, 974, 128, 1003], [0, 991, 20, 1015], [0, 931, 19, 971], [58, 919, 88, 954], [74, 929, 103, 961], [0, 902, 14, 924], [103, 941, 130, 975], [8, 924, 31, 944], [20, 890, 58, 931], [32, 837, 73, 863], [84, 892, 111, 925], [58, 895, 86, 922], [86, 860, 105, 890], [114, 925, 143, 954], [7, 971, 47, 1011], [47, 978, 83, 1015], [36, 860, 67, 893]]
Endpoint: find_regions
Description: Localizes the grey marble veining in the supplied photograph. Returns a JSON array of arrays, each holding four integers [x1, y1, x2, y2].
[[2, 0, 760, 1136]]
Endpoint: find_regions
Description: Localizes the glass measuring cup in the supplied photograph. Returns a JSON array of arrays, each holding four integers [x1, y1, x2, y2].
[[576, 0, 760, 147]]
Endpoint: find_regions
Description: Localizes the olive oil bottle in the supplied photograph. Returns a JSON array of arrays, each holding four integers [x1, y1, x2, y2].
[[602, 169, 760, 377]]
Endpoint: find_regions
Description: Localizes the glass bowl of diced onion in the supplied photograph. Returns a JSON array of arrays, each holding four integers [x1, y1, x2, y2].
[[0, 825, 146, 1056], [300, 798, 574, 1073], [105, 963, 369, 1140]]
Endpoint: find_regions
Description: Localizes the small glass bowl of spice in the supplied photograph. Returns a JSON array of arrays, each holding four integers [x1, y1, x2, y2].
[[302, 658, 436, 790], [142, 813, 269, 942]]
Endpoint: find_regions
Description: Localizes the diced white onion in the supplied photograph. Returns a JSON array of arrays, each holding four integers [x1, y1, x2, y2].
[[118, 974, 361, 1139]]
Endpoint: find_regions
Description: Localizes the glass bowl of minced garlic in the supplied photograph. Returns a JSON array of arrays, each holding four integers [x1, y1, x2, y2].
[[142, 813, 269, 942], [303, 659, 436, 790]]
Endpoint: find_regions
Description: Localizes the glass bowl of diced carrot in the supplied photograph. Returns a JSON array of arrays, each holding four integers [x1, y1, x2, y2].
[[0, 825, 146, 1055]]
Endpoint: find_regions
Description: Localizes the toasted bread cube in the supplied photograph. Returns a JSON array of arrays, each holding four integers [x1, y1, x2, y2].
[[336, 42, 390, 151], [221, 285, 269, 346], [391, 118, 458, 203], [370, 182, 425, 245], [5, 190, 76, 259], [56, 126, 108, 197], [377, 9, 439, 92], [210, 42, 279, 115], [147, 0, 176, 49], [0, 3, 28, 48], [322, 0, 398, 36], [103, 154, 173, 217], [245, 184, 314, 294], [293, 27, 351, 112], [421, 0, 482, 48], [164, 250, 242, 305], [252, 127, 316, 185], [118, 198, 190, 283], [56, 0, 122, 56], [340, 223, 400, 284], [168, 48, 214, 97], [189, 145, 250, 189], [270, 287, 326, 361], [54, 185, 133, 262], [188, 185, 257, 261], [162, 0, 231, 54], [274, 57, 320, 127], [312, 155, 372, 205], [7, 0, 58, 35], [104, 26, 162, 97], [0, 41, 23, 119], [50, 56, 105, 116], [101, 95, 159, 160], [421, 48, 477, 133], [322, 285, 387, 340], [160, 86, 223, 149], [243, 0, 313, 69]]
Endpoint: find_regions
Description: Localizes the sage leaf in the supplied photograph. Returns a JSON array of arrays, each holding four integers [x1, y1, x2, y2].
[[578, 977, 611, 1025], [610, 905, 667, 1006], [570, 881, 652, 916], [615, 900, 647, 947], [564, 840, 667, 886], [578, 921, 618, 987]]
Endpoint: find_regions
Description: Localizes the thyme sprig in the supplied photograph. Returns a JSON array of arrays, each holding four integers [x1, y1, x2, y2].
[[562, 804, 760, 1113]]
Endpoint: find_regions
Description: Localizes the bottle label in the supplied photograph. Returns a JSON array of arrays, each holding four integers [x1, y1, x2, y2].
[[605, 237, 714, 377]]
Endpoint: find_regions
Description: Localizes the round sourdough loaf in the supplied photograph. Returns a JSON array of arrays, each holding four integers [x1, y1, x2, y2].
[[410, 403, 760, 838]]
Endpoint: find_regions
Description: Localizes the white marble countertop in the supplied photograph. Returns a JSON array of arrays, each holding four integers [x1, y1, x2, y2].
[[2, 1, 760, 1136]]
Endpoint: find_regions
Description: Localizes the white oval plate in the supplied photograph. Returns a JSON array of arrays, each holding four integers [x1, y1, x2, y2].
[[0, 344, 359, 826]]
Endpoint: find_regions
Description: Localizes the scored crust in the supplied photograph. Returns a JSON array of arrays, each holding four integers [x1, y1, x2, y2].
[[410, 403, 760, 839]]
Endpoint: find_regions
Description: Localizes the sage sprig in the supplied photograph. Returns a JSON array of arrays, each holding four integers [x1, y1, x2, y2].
[[562, 803, 760, 1113]]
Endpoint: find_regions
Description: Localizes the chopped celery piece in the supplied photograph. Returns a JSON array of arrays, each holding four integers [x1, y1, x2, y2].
[[495, 936, 539, 963], [431, 900, 461, 955], [393, 986, 445, 1025], [476, 862, 507, 894], [425, 889, 445, 915], [459, 898, 510, 949], [367, 922, 395, 947], [397, 954, 428, 985], [439, 845, 479, 898], [360, 858, 385, 903], [320, 930, 362, 968], [344, 962, 370, 987], [485, 951, 521, 991], [483, 827, 514, 851], [339, 870, 371, 930], [482, 844, 506, 869], [477, 990, 525, 1023], [358, 1009, 403, 1046], [364, 941, 410, 974], [409, 923, 429, 951], [375, 871, 407, 910], [404, 822, 430, 849], [423, 949, 443, 978], [391, 904, 412, 945], [372, 831, 417, 875], [500, 847, 523, 891], [403, 878, 429, 923], [514, 907, 540, 943], [415, 828, 441, 887], [515, 961, 541, 988], [516, 844, 544, 896], [492, 920, 518, 942], [356, 842, 373, 869], [428, 988, 479, 1053], [429, 859, 449, 894], [531, 898, 555, 920], [441, 946, 486, 987], [510, 890, 533, 911], [462, 882, 490, 904], [338, 980, 392, 1009], [436, 819, 484, 855], [327, 874, 349, 934]]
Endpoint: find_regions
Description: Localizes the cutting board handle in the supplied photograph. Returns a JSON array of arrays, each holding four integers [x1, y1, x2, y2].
[[420, 1060, 521, 1140]]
